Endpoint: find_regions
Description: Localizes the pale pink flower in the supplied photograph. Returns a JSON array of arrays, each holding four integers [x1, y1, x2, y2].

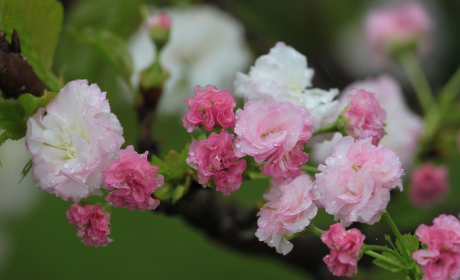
[[187, 131, 246, 195], [365, 2, 433, 62], [67, 203, 113, 247], [315, 136, 403, 227], [410, 163, 449, 207], [413, 214, 460, 280], [255, 175, 318, 255], [103, 145, 163, 211], [234, 97, 313, 178], [182, 85, 236, 132], [25, 80, 124, 202], [342, 88, 386, 146], [234, 42, 339, 132], [145, 12, 171, 30], [321, 223, 365, 277]]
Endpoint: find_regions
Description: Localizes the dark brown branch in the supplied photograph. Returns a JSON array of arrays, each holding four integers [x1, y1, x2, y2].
[[154, 182, 345, 280], [0, 30, 48, 99]]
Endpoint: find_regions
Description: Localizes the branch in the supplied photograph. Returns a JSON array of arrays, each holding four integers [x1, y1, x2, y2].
[[155, 182, 345, 280], [0, 29, 48, 99]]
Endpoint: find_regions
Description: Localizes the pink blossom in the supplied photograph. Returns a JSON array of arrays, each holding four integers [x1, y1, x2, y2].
[[413, 215, 460, 280], [67, 203, 113, 247], [255, 175, 318, 255], [410, 163, 449, 207], [145, 12, 172, 30], [182, 85, 236, 132], [234, 97, 313, 178], [315, 136, 403, 227], [103, 145, 163, 211], [321, 223, 365, 277], [365, 2, 433, 62], [342, 88, 386, 146], [25, 80, 124, 202], [187, 131, 246, 195]]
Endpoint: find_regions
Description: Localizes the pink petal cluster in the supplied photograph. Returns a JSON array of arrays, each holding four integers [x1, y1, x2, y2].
[[103, 145, 163, 211], [234, 97, 313, 178], [342, 88, 386, 146], [25, 80, 125, 202], [187, 131, 246, 195], [413, 214, 460, 280], [182, 85, 236, 132], [321, 223, 365, 277], [145, 12, 172, 30], [255, 175, 318, 255], [410, 163, 449, 207], [315, 136, 404, 227], [365, 2, 433, 62], [66, 203, 113, 247]]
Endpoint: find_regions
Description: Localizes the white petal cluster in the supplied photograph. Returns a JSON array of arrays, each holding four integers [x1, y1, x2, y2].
[[129, 5, 251, 115], [25, 80, 124, 202], [234, 42, 339, 131]]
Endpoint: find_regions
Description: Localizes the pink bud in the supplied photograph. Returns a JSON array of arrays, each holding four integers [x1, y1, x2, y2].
[[342, 88, 386, 146], [410, 163, 449, 207], [145, 12, 171, 30], [365, 2, 433, 61]]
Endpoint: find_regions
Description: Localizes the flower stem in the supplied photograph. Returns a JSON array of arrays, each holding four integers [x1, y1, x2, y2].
[[286, 223, 324, 240], [382, 211, 410, 264], [399, 52, 434, 114], [300, 165, 321, 174], [439, 65, 460, 107], [364, 245, 406, 264], [364, 250, 405, 269], [313, 122, 338, 136]]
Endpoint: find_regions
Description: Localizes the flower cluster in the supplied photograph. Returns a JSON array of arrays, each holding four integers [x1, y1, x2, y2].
[[182, 85, 236, 132], [410, 163, 449, 207], [66, 203, 112, 247], [315, 136, 404, 226], [234, 42, 339, 132], [103, 145, 164, 211], [233, 97, 313, 178], [25, 80, 124, 202], [255, 175, 318, 255], [342, 89, 386, 146], [413, 215, 460, 280], [321, 223, 365, 277], [187, 131, 247, 195]]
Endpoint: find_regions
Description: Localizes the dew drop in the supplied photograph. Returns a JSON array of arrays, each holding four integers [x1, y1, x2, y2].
[[235, 144, 241, 148], [11, 169, 15, 172], [63, 163, 70, 168]]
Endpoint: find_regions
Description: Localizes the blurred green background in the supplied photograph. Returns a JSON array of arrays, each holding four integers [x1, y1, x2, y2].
[[1, 0, 460, 279]]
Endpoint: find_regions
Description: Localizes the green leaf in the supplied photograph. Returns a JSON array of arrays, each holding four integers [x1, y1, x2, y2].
[[150, 154, 165, 170], [153, 183, 173, 201], [72, 27, 133, 86], [0, 97, 27, 144], [373, 252, 406, 273], [17, 90, 57, 117], [172, 184, 187, 204], [0, 0, 63, 91], [396, 234, 420, 259], [18, 159, 32, 183]]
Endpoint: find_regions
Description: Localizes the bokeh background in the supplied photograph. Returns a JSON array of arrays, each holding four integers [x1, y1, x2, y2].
[[1, 0, 460, 279]]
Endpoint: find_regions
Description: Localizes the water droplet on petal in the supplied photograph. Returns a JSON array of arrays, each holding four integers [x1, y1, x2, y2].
[[63, 163, 70, 168]]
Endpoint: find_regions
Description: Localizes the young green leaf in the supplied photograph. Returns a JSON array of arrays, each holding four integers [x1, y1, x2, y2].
[[373, 252, 406, 273], [396, 234, 420, 260]]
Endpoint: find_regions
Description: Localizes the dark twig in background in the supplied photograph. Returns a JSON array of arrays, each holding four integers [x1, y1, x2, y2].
[[0, 29, 48, 99]]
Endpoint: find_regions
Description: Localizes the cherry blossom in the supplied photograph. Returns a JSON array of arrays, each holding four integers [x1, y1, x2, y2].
[[187, 131, 246, 195], [255, 175, 318, 255], [233, 97, 313, 178], [103, 145, 163, 211], [67, 203, 113, 247], [25, 80, 124, 202], [321, 223, 365, 277], [315, 136, 403, 226]]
